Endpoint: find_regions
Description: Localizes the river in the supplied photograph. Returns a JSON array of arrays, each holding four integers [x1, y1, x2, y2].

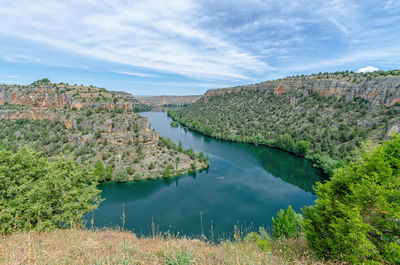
[[89, 111, 324, 240]]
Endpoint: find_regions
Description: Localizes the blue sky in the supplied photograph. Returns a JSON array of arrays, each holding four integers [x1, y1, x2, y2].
[[0, 0, 399, 95]]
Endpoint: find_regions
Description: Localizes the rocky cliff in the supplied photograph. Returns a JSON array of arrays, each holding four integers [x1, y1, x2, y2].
[[0, 80, 207, 180], [204, 73, 400, 107], [137, 95, 201, 107], [169, 70, 400, 175], [0, 83, 147, 111]]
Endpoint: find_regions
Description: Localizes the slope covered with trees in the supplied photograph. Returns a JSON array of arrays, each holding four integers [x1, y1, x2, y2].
[[0, 79, 208, 181], [169, 70, 400, 174]]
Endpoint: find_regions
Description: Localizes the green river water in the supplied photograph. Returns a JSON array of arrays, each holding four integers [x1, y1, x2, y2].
[[89, 112, 325, 240]]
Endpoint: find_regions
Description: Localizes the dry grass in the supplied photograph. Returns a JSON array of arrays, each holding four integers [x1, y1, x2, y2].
[[1, 228, 339, 265]]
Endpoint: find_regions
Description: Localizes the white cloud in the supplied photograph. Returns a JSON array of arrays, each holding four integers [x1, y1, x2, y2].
[[357, 66, 379, 73], [0, 0, 398, 84], [114, 71, 157, 78], [0, 0, 271, 80]]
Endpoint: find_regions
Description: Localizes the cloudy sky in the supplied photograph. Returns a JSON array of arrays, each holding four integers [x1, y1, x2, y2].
[[0, 0, 399, 95]]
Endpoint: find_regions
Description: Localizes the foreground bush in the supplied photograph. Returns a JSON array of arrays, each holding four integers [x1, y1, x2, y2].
[[272, 205, 303, 239], [303, 136, 400, 264], [0, 147, 102, 234]]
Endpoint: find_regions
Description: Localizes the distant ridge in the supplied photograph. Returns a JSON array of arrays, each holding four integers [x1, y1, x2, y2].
[[169, 70, 400, 175]]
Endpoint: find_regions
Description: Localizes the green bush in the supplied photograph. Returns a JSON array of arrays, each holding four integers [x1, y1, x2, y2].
[[94, 161, 106, 181], [114, 169, 129, 182], [0, 147, 102, 234], [303, 135, 400, 264], [272, 205, 302, 239], [244, 228, 271, 252], [257, 239, 271, 252]]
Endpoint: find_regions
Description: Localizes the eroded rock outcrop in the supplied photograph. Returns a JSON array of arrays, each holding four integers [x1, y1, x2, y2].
[[204, 76, 400, 107]]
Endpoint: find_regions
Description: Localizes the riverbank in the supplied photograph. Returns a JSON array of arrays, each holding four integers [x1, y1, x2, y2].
[[167, 110, 338, 176], [0, 228, 336, 264]]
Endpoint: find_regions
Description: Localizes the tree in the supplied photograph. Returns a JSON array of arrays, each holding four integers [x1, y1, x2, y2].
[[272, 205, 302, 239], [106, 166, 113, 180], [114, 169, 129, 183], [126, 166, 135, 175], [303, 136, 400, 264], [94, 131, 102, 139], [163, 165, 173, 177], [175, 156, 180, 170], [0, 147, 102, 234], [178, 141, 183, 152], [94, 161, 106, 181], [294, 141, 309, 156]]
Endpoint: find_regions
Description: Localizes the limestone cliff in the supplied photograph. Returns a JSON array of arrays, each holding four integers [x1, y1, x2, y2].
[[204, 74, 400, 107], [137, 95, 201, 107], [169, 70, 400, 175], [0, 80, 207, 180]]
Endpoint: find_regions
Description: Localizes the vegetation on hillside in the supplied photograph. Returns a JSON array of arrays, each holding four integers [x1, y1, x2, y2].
[[265, 69, 400, 84], [168, 72, 400, 174], [0, 80, 208, 181], [303, 135, 400, 264]]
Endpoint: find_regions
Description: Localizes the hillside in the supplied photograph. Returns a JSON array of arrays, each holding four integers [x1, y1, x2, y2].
[[0, 79, 208, 181], [137, 95, 201, 107], [168, 70, 400, 174]]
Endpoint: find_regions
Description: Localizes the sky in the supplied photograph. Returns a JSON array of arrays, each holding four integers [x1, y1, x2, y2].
[[0, 0, 399, 95]]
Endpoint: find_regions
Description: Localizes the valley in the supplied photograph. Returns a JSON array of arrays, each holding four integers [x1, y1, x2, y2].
[[169, 70, 400, 174]]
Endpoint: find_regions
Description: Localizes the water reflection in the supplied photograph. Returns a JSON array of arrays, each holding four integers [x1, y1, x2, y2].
[[89, 112, 324, 239]]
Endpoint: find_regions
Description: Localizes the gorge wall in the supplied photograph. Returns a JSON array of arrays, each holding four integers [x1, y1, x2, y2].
[[204, 76, 400, 107]]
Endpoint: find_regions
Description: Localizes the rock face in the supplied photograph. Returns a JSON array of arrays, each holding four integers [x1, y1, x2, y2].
[[0, 81, 206, 180], [0, 84, 140, 111], [137, 95, 201, 107], [204, 76, 400, 107], [0, 82, 158, 144]]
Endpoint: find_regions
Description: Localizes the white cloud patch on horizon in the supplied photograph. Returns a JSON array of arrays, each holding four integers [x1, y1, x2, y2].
[[357, 66, 379, 73], [114, 71, 158, 78]]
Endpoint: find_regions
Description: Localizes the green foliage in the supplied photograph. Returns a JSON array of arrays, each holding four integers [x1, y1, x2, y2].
[[168, 80, 398, 175], [303, 136, 400, 264], [163, 165, 173, 177], [311, 153, 341, 176], [32, 78, 50, 84], [114, 169, 129, 183], [94, 131, 102, 139], [272, 205, 302, 239], [244, 227, 271, 252], [294, 141, 309, 156], [94, 161, 106, 181], [106, 166, 113, 181], [158, 137, 178, 150], [170, 120, 179, 127], [126, 166, 135, 175], [257, 239, 271, 252], [0, 147, 102, 234], [163, 249, 197, 265]]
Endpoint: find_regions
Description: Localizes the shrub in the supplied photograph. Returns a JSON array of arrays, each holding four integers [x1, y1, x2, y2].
[[303, 135, 400, 264], [114, 169, 129, 183], [244, 228, 271, 252], [126, 166, 135, 175], [257, 239, 271, 252], [272, 205, 302, 239]]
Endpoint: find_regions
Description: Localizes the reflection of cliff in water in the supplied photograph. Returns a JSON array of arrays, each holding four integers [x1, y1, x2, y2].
[[99, 177, 180, 204], [254, 146, 326, 193]]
